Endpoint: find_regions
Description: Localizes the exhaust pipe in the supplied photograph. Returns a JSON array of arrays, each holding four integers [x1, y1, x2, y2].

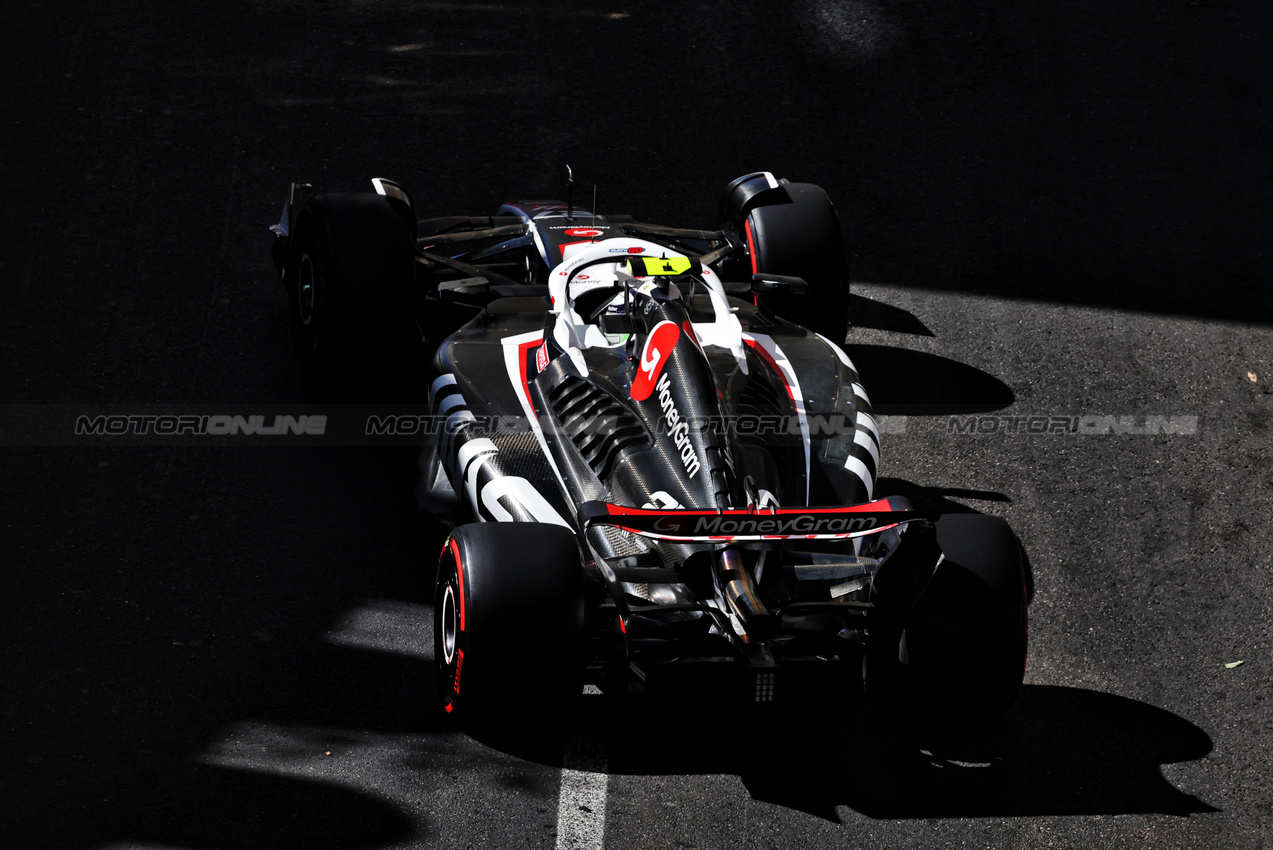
[[717, 548, 775, 640]]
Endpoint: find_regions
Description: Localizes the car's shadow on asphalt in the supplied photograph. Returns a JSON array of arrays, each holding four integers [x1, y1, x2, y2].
[[849, 293, 936, 337], [5, 445, 441, 850], [9, 435, 1213, 848], [600, 683, 1216, 821], [875, 476, 1011, 514], [846, 343, 1016, 415]]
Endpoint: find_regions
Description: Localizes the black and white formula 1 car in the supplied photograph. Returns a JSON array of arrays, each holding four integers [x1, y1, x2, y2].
[[269, 172, 1032, 729]]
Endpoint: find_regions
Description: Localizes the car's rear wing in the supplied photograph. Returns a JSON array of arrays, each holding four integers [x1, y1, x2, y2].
[[579, 497, 936, 543]]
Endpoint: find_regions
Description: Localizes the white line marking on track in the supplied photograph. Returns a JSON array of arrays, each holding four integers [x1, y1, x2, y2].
[[556, 684, 608, 850]]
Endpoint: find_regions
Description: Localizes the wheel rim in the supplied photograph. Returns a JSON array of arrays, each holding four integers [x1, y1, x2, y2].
[[440, 584, 458, 666], [298, 253, 316, 326]]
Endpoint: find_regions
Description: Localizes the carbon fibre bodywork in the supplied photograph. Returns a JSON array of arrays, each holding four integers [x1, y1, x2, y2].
[[270, 173, 1030, 711]]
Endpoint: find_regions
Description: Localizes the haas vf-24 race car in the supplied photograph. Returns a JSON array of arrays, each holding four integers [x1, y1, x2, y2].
[[269, 172, 1032, 727]]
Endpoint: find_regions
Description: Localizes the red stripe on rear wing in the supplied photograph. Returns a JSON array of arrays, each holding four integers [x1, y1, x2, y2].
[[579, 497, 936, 542]]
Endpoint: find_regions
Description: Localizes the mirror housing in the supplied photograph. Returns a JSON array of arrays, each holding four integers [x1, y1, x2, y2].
[[750, 273, 809, 295]]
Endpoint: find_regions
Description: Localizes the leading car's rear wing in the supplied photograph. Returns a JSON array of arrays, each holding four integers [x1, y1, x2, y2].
[[579, 497, 936, 543]]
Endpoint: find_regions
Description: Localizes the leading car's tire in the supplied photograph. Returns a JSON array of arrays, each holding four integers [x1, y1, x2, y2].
[[722, 175, 850, 343], [868, 514, 1029, 721], [435, 523, 585, 734], [284, 192, 417, 398]]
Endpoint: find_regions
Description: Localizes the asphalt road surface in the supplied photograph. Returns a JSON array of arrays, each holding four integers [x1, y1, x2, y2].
[[3, 2, 1271, 848]]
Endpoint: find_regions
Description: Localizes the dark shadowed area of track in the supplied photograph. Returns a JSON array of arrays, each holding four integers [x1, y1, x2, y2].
[[2, 2, 1271, 849]]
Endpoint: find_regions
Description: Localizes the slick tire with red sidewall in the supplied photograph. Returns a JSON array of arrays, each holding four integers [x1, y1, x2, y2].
[[435, 523, 585, 732], [730, 180, 850, 344]]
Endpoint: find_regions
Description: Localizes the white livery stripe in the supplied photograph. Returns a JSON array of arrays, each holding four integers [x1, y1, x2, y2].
[[856, 410, 880, 442], [431, 361, 570, 528], [845, 454, 875, 500], [457, 438, 499, 512], [815, 332, 855, 369], [439, 407, 475, 467], [744, 332, 811, 504], [441, 409, 476, 457], [852, 382, 871, 404], [502, 330, 570, 496], [429, 373, 458, 411], [854, 428, 881, 470], [482, 476, 571, 528], [436, 393, 466, 416]]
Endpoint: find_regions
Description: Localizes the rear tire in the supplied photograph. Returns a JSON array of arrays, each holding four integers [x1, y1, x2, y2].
[[434, 523, 585, 736], [867, 514, 1029, 722]]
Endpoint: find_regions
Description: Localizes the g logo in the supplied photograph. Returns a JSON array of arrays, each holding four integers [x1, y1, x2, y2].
[[630, 321, 680, 401]]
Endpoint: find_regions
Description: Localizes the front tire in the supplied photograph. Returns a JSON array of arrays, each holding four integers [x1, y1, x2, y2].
[[284, 192, 418, 398], [722, 175, 850, 343]]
